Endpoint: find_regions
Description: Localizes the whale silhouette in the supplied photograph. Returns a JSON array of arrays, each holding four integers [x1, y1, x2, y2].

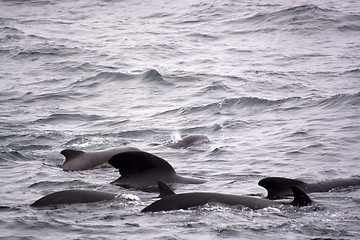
[[31, 189, 117, 207], [258, 177, 360, 199], [141, 181, 312, 212], [108, 151, 206, 190], [60, 147, 139, 171], [166, 134, 209, 149]]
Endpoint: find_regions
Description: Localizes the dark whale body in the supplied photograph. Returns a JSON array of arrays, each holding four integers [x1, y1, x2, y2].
[[31, 190, 117, 207], [141, 182, 311, 212], [60, 147, 139, 171], [258, 177, 360, 199], [109, 151, 206, 190]]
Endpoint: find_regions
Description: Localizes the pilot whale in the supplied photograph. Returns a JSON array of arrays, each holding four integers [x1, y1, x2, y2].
[[141, 181, 312, 212], [31, 189, 117, 207], [166, 134, 209, 149], [60, 147, 139, 171], [258, 177, 360, 199], [109, 151, 206, 190]]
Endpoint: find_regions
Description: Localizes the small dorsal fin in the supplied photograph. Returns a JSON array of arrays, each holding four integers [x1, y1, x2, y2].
[[108, 151, 175, 177], [60, 149, 85, 161], [258, 177, 306, 198], [157, 181, 175, 198], [291, 186, 312, 207]]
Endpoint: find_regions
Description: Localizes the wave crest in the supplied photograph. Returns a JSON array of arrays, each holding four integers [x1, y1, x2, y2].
[[159, 96, 301, 116], [72, 69, 170, 88], [318, 92, 360, 108]]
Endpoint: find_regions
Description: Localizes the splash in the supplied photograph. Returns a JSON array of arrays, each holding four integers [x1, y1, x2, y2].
[[170, 131, 182, 142]]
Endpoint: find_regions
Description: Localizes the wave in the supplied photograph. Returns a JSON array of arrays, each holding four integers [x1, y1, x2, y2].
[[140, 69, 168, 84], [157, 96, 301, 117], [142, 12, 174, 19], [229, 28, 277, 35], [1, 26, 78, 58], [14, 45, 79, 59], [342, 68, 360, 75], [203, 96, 298, 113], [0, 26, 24, 42], [338, 24, 360, 32], [337, 13, 360, 32], [22, 92, 72, 103], [225, 4, 339, 34], [84, 71, 132, 83], [187, 32, 219, 40], [200, 81, 232, 92], [0, 150, 28, 162], [117, 129, 160, 138], [317, 92, 360, 109], [34, 113, 103, 125], [157, 92, 360, 119], [246, 4, 333, 23], [28, 180, 89, 189], [60, 62, 117, 74], [71, 69, 170, 89]]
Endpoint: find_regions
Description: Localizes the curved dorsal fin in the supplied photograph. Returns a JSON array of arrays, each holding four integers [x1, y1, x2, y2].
[[258, 177, 306, 199], [291, 186, 312, 206], [108, 151, 175, 177], [60, 149, 85, 161], [157, 181, 175, 198]]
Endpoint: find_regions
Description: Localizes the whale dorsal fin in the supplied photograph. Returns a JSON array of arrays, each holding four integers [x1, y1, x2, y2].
[[108, 151, 175, 177], [61, 149, 85, 161], [157, 181, 175, 198], [291, 186, 312, 207], [258, 177, 306, 199]]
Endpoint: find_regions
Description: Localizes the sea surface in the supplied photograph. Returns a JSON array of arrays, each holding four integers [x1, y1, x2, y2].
[[1, 0, 360, 239]]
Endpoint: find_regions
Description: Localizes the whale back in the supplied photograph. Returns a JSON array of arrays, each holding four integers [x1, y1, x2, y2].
[[60, 149, 87, 170], [259, 177, 360, 198], [109, 151, 205, 189], [31, 189, 116, 207], [142, 182, 312, 212], [314, 178, 360, 192], [109, 151, 176, 177], [60, 147, 140, 171], [167, 135, 209, 149], [61, 149, 84, 159], [258, 177, 306, 199]]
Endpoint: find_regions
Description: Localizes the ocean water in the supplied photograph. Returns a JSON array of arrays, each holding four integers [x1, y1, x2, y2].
[[1, 0, 360, 239]]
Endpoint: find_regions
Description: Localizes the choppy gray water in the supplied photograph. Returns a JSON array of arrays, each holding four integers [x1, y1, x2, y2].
[[1, 0, 360, 239]]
